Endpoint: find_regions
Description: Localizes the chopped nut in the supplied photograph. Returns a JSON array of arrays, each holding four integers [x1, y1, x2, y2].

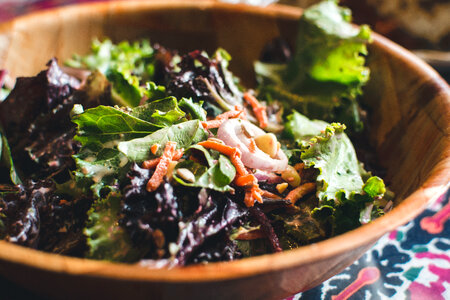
[[176, 168, 196, 183], [254, 133, 278, 158], [276, 182, 289, 194]]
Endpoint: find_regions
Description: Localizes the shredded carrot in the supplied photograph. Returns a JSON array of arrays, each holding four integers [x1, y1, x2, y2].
[[173, 149, 184, 160], [142, 148, 184, 169], [248, 138, 257, 153], [243, 92, 268, 129], [260, 189, 282, 199], [142, 158, 160, 169], [216, 109, 243, 120], [230, 154, 247, 176], [245, 186, 263, 207], [244, 189, 254, 207], [235, 229, 265, 240], [146, 141, 177, 192], [150, 144, 159, 155], [201, 108, 244, 129], [251, 186, 263, 203], [285, 182, 316, 206], [201, 119, 223, 129], [198, 140, 239, 157], [234, 174, 257, 187]]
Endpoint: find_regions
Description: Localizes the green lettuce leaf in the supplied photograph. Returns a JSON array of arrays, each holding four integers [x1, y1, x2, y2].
[[130, 96, 185, 126], [84, 192, 146, 262], [300, 122, 364, 201], [255, 0, 370, 132], [179, 98, 207, 121], [145, 82, 166, 102], [285, 111, 386, 233], [107, 69, 143, 107], [66, 39, 156, 107], [172, 145, 236, 192], [117, 120, 207, 162], [284, 110, 328, 144]]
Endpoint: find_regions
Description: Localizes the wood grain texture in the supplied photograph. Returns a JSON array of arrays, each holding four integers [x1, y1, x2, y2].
[[0, 1, 448, 299]]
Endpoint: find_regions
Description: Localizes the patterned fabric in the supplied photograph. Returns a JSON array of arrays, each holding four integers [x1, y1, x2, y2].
[[0, 2, 449, 299], [292, 189, 450, 300]]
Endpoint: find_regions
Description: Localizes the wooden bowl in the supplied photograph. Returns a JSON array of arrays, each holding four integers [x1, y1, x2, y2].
[[0, 1, 448, 299]]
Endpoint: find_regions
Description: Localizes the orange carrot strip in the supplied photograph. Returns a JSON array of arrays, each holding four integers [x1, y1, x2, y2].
[[248, 138, 257, 153], [243, 92, 268, 128], [142, 158, 161, 169], [261, 189, 282, 199], [285, 183, 316, 206], [230, 154, 248, 176], [244, 186, 263, 207], [142, 149, 184, 169], [235, 229, 265, 240], [172, 149, 184, 161], [216, 109, 243, 120], [198, 140, 239, 157], [201, 119, 223, 129], [146, 141, 177, 192], [252, 186, 263, 203], [234, 174, 257, 187], [244, 189, 255, 207], [201, 109, 244, 129], [150, 144, 159, 155]]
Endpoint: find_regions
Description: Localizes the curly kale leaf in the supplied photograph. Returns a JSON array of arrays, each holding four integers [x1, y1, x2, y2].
[[66, 39, 156, 107], [285, 111, 386, 233], [301, 122, 365, 202], [84, 191, 145, 262], [255, 0, 370, 132]]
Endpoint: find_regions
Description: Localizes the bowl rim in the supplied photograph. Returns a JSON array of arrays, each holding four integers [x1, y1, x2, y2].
[[0, 0, 449, 283]]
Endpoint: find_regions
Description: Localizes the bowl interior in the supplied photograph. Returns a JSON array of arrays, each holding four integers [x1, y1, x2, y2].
[[0, 1, 448, 298]]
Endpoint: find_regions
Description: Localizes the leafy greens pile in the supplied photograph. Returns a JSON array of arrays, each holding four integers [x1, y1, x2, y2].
[[0, 0, 391, 266]]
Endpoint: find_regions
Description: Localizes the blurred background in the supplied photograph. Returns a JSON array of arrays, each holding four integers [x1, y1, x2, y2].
[[0, 0, 449, 78]]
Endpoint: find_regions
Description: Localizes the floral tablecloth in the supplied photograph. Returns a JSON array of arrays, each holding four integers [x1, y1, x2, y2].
[[0, 1, 449, 300]]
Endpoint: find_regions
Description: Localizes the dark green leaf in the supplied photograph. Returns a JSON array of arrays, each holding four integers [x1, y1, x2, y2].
[[179, 98, 207, 121], [130, 96, 185, 126], [172, 145, 236, 192], [117, 120, 207, 162]]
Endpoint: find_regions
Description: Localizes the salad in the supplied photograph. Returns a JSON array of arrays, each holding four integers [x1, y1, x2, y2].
[[0, 0, 392, 266]]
